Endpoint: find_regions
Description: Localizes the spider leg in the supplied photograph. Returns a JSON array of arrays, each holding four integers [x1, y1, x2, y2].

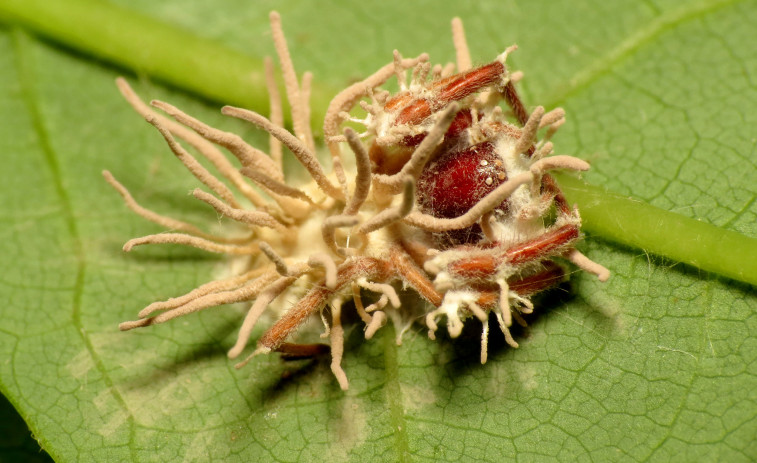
[[256, 257, 393, 353], [503, 224, 581, 265], [431, 225, 579, 347], [508, 261, 567, 296], [469, 261, 567, 354], [501, 80, 528, 126], [472, 260, 566, 308], [389, 246, 443, 307], [444, 224, 580, 284], [276, 343, 331, 360], [541, 173, 573, 217], [394, 61, 508, 126]]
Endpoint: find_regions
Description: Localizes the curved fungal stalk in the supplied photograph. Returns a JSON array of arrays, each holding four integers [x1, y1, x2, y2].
[[108, 12, 609, 389]]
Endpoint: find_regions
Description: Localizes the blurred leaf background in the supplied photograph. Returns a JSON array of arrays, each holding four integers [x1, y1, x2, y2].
[[0, 0, 754, 461]]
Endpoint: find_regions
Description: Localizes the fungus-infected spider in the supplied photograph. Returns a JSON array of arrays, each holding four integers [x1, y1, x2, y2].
[[106, 12, 609, 389]]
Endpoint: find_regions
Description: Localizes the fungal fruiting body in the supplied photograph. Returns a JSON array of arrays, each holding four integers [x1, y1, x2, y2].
[[106, 12, 609, 390]]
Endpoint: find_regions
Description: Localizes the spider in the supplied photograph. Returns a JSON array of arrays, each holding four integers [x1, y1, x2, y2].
[[106, 12, 609, 390]]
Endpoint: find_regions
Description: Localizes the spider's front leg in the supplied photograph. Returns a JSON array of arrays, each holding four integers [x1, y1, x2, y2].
[[229, 257, 392, 390], [424, 221, 607, 351], [254, 257, 393, 354], [444, 222, 608, 287], [370, 55, 521, 175], [392, 60, 510, 126]]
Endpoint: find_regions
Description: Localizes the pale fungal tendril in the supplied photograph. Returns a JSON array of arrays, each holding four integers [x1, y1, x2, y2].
[[107, 11, 609, 390]]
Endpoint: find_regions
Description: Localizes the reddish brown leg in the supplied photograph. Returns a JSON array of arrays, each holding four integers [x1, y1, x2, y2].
[[390, 246, 443, 307], [448, 254, 497, 279], [395, 61, 507, 125], [503, 224, 580, 266], [541, 174, 572, 217], [276, 343, 331, 360], [507, 261, 566, 296], [475, 261, 566, 307], [436, 62, 506, 104], [258, 257, 393, 351], [398, 236, 434, 269], [447, 224, 579, 280], [501, 81, 529, 126]]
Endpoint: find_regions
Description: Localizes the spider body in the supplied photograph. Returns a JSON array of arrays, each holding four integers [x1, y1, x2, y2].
[[107, 12, 609, 389], [416, 140, 508, 245]]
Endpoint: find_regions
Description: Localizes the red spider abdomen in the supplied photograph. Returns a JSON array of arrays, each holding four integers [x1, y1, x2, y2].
[[416, 141, 509, 245], [417, 141, 507, 219]]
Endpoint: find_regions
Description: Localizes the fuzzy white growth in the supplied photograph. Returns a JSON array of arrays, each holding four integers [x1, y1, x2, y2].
[[122, 234, 257, 255], [451, 17, 472, 72], [372, 103, 461, 194], [480, 318, 490, 364], [263, 56, 284, 169], [118, 270, 279, 331], [365, 311, 387, 339], [108, 13, 609, 390], [329, 298, 350, 390], [222, 105, 342, 199], [192, 189, 286, 231], [227, 268, 306, 359], [343, 128, 372, 215], [497, 279, 512, 327], [145, 114, 244, 207], [365, 295, 389, 314], [152, 100, 281, 182], [357, 178, 415, 233], [565, 248, 611, 282], [114, 78, 270, 209], [308, 253, 338, 289], [357, 278, 401, 308], [239, 166, 315, 204], [323, 52, 428, 172], [103, 170, 230, 242], [495, 306, 519, 348]]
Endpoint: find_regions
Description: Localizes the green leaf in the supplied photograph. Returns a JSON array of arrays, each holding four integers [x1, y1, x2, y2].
[[0, 1, 755, 462]]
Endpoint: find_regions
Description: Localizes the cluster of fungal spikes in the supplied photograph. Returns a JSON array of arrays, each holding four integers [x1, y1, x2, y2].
[[106, 12, 609, 390]]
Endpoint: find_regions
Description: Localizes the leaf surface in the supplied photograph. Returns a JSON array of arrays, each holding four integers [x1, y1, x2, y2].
[[0, 1, 755, 461]]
